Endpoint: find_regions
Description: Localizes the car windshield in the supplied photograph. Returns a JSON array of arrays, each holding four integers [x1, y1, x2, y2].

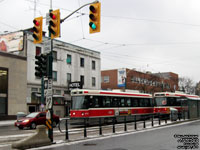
[[26, 112, 39, 118]]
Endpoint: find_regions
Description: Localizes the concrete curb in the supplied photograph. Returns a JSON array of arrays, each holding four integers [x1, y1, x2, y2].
[[11, 125, 51, 150]]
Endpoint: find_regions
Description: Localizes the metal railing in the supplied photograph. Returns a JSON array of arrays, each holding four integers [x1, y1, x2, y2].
[[58, 113, 186, 141]]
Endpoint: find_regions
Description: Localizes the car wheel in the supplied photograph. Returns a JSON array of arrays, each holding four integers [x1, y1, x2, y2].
[[18, 126, 24, 130], [30, 122, 36, 129]]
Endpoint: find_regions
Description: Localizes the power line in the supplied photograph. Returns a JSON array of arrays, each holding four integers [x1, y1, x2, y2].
[[102, 15, 200, 27], [0, 21, 19, 30], [78, 0, 85, 39], [70, 37, 200, 50]]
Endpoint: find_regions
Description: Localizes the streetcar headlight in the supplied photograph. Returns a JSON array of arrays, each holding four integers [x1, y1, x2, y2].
[[81, 112, 85, 116]]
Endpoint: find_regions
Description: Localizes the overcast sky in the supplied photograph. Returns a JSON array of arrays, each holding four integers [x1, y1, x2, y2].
[[1, 0, 200, 83]]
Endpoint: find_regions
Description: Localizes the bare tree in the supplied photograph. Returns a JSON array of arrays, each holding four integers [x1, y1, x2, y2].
[[179, 77, 195, 94], [195, 82, 200, 96]]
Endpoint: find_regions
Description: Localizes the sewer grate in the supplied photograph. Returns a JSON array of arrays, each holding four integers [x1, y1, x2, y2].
[[83, 143, 97, 146], [106, 148, 128, 150]]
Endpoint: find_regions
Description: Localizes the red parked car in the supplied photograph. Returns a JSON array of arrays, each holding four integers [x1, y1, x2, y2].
[[14, 112, 60, 129]]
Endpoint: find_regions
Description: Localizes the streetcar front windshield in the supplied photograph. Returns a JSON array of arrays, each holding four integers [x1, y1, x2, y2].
[[154, 97, 167, 106], [155, 97, 181, 106], [71, 96, 89, 109]]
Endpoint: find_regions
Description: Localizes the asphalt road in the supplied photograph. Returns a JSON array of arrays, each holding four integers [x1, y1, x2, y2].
[[38, 120, 200, 150], [0, 120, 77, 136], [0, 124, 60, 136]]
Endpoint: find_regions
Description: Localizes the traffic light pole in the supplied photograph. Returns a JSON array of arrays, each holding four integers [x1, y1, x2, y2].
[[45, 0, 99, 142], [61, 0, 98, 23], [48, 8, 54, 142], [41, 76, 44, 112]]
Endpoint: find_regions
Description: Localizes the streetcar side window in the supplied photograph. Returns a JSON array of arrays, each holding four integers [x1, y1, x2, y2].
[[126, 98, 131, 107], [91, 96, 101, 108], [111, 97, 119, 107], [176, 98, 182, 106], [149, 98, 153, 106], [138, 98, 151, 107], [103, 96, 111, 107], [167, 97, 177, 106], [119, 98, 125, 107], [138, 98, 145, 107], [131, 98, 138, 107]]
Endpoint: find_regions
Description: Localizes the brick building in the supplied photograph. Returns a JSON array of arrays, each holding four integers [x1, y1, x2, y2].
[[101, 68, 179, 94]]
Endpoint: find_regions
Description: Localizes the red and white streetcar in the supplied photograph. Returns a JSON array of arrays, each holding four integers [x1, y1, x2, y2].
[[70, 89, 154, 125], [154, 91, 200, 119]]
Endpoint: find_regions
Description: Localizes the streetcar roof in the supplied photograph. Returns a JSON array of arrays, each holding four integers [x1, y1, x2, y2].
[[154, 92, 200, 99], [71, 89, 152, 98]]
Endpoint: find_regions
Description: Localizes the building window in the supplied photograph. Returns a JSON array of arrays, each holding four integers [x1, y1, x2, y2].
[[92, 77, 96, 87], [67, 54, 72, 64], [0, 68, 8, 115], [31, 88, 38, 92], [36, 46, 41, 56], [103, 76, 109, 83], [80, 75, 84, 85], [67, 73, 71, 83], [64, 90, 69, 94], [53, 71, 57, 81], [92, 60, 95, 70], [53, 51, 57, 61], [55, 90, 61, 95], [80, 57, 84, 67]]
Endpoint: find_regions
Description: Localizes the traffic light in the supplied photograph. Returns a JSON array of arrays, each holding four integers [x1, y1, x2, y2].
[[32, 17, 43, 44], [49, 9, 60, 39], [35, 54, 48, 78], [89, 2, 101, 34]]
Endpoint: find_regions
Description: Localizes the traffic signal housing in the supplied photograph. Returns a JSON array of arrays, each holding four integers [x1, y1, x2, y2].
[[35, 54, 48, 78], [33, 17, 43, 44], [49, 9, 60, 39], [89, 2, 101, 34]]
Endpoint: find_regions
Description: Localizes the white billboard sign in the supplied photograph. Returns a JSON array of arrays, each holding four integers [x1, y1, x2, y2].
[[118, 68, 126, 87], [0, 31, 24, 52]]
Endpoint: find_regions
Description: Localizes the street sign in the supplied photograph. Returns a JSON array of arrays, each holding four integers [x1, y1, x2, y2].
[[46, 96, 53, 109], [45, 78, 53, 110], [46, 13, 50, 25], [48, 79, 52, 89], [44, 40, 51, 54], [46, 110, 51, 119]]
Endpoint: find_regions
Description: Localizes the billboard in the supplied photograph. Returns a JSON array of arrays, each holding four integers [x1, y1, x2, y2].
[[0, 31, 24, 52], [118, 68, 126, 87]]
